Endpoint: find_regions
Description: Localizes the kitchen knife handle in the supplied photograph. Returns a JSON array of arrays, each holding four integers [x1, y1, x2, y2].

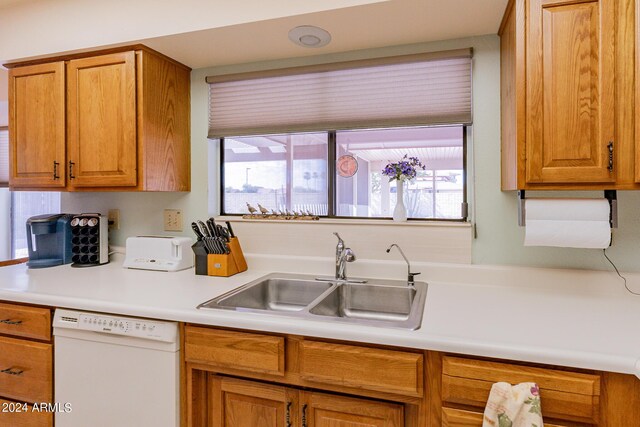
[[191, 222, 204, 240], [285, 401, 292, 427], [226, 221, 235, 238]]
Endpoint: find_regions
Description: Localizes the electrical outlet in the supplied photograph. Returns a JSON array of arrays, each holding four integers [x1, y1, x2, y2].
[[108, 209, 120, 230], [164, 209, 183, 232]]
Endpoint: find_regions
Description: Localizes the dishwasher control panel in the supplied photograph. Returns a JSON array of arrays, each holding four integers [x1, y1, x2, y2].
[[53, 309, 177, 343]]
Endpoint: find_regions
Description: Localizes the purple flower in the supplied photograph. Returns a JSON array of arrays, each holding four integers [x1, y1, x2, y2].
[[381, 155, 426, 182], [530, 385, 540, 396]]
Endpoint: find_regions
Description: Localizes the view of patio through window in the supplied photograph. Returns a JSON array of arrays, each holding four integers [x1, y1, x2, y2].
[[220, 126, 464, 220], [222, 133, 329, 216]]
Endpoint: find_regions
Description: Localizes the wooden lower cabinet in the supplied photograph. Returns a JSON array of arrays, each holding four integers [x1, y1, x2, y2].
[[210, 376, 296, 427], [0, 399, 53, 427], [441, 407, 569, 427], [208, 376, 403, 427], [302, 391, 403, 427], [0, 300, 53, 427], [185, 327, 640, 427]]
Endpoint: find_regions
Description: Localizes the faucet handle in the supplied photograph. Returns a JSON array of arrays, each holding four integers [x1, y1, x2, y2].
[[408, 272, 421, 285]]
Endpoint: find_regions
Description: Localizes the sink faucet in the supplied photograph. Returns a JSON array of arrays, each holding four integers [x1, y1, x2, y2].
[[386, 243, 420, 287], [334, 232, 356, 281]]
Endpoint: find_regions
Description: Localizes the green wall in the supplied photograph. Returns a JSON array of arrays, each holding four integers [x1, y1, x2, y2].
[[62, 34, 640, 272]]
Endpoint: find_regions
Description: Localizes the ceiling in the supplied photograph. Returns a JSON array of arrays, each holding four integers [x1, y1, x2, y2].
[[129, 0, 508, 69], [0, 0, 508, 69]]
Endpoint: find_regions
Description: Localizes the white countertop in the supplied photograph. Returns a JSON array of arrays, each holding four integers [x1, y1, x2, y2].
[[2, 253, 640, 379]]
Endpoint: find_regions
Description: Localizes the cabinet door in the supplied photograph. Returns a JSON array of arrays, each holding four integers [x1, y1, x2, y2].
[[210, 376, 297, 427], [66, 51, 137, 188], [301, 391, 403, 427], [9, 62, 66, 188], [526, 0, 615, 184]]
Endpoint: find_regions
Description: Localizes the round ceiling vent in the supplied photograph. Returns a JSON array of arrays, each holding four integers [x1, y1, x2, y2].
[[288, 25, 332, 48]]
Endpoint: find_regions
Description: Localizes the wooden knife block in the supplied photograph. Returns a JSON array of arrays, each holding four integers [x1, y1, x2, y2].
[[203, 237, 248, 277]]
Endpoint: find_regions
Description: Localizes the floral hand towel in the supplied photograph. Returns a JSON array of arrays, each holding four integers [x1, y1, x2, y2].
[[482, 382, 544, 427]]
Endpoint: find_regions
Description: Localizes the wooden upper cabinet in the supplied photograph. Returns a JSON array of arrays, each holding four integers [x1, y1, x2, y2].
[[4, 45, 191, 192], [527, 0, 615, 184], [9, 62, 66, 188], [66, 52, 137, 188], [499, 0, 634, 190]]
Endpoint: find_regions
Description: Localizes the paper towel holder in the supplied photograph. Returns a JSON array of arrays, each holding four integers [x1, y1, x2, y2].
[[517, 190, 617, 228]]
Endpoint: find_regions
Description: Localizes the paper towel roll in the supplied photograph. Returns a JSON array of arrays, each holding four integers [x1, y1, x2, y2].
[[524, 199, 611, 248]]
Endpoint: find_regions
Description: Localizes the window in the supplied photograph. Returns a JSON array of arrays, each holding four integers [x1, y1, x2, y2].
[[209, 49, 472, 220], [219, 125, 465, 219], [0, 127, 61, 259], [222, 133, 328, 215]]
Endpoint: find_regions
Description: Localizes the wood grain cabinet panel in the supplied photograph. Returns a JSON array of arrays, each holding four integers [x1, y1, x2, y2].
[[185, 326, 285, 376], [0, 302, 51, 341], [441, 407, 568, 427], [8, 62, 66, 188], [66, 52, 137, 188], [301, 391, 404, 427], [5, 45, 191, 192], [0, 399, 53, 427], [298, 340, 424, 398], [526, 0, 615, 184], [0, 336, 52, 404], [500, 0, 633, 190], [210, 376, 296, 427], [441, 356, 600, 424]]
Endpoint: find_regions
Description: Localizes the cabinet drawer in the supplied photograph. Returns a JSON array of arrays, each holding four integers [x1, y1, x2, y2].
[[185, 326, 285, 376], [298, 340, 423, 397], [442, 407, 568, 427], [0, 399, 53, 427], [442, 356, 600, 424], [0, 336, 52, 404], [0, 303, 51, 341]]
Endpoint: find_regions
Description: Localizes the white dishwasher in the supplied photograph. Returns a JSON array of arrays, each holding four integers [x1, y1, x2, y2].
[[53, 309, 180, 427]]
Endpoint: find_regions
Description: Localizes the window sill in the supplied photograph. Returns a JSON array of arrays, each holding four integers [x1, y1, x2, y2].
[[216, 215, 471, 228]]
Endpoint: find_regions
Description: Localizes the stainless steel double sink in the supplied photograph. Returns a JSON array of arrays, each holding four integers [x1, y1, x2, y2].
[[197, 273, 428, 330]]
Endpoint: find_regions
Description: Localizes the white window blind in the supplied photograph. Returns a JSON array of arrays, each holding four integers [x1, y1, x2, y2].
[[207, 49, 473, 138], [0, 128, 8, 187]]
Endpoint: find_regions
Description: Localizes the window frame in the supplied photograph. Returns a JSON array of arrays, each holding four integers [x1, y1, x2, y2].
[[219, 126, 468, 222]]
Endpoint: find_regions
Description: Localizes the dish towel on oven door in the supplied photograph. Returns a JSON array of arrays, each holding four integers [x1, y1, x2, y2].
[[482, 382, 544, 427]]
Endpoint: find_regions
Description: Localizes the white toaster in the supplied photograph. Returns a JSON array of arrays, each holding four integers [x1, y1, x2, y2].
[[123, 236, 194, 272]]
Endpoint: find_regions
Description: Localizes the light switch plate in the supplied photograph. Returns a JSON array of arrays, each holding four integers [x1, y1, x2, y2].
[[164, 209, 183, 232]]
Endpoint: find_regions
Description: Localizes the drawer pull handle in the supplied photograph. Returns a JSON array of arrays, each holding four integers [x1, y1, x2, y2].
[[69, 161, 76, 180], [0, 319, 22, 325], [53, 161, 60, 180], [1, 367, 24, 376], [302, 404, 308, 427], [285, 401, 292, 427]]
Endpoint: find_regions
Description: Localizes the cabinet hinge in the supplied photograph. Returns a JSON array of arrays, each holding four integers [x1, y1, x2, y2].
[[608, 141, 614, 173]]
